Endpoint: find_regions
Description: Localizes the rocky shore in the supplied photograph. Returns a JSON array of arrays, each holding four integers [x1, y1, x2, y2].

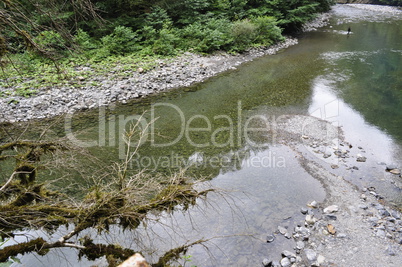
[[0, 11, 334, 123], [259, 115, 402, 266]]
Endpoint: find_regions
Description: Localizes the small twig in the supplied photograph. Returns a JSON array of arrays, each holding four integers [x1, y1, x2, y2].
[[0, 171, 17, 192]]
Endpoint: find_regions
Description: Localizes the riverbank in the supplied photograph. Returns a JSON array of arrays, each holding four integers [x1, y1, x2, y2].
[[0, 11, 335, 123], [258, 115, 402, 266]]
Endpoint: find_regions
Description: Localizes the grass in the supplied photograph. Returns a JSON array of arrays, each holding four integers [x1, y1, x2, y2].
[[0, 52, 171, 98]]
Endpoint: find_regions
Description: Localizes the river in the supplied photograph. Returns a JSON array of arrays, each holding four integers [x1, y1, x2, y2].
[[3, 4, 402, 267]]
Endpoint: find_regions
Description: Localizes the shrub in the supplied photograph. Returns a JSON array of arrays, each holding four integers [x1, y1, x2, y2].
[[230, 19, 257, 51], [101, 26, 141, 56], [74, 29, 98, 51], [252, 16, 284, 46], [178, 18, 232, 53], [152, 28, 179, 56], [34, 30, 69, 58]]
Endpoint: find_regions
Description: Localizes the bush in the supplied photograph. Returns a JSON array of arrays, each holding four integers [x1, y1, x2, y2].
[[252, 16, 284, 46], [152, 28, 179, 56], [230, 19, 257, 51], [101, 26, 141, 56], [34, 30, 69, 58], [74, 29, 98, 51], [178, 18, 232, 53]]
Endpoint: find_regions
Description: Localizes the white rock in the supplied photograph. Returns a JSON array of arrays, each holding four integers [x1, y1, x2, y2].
[[323, 205, 339, 213]]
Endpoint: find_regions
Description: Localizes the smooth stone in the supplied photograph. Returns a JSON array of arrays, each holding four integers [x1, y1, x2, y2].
[[267, 235, 275, 243], [300, 207, 308, 214], [305, 215, 316, 225], [296, 241, 305, 250], [324, 214, 337, 221], [317, 255, 326, 264], [280, 257, 291, 267], [323, 205, 339, 213], [278, 226, 287, 235], [386, 165, 398, 171], [389, 169, 401, 175], [262, 258, 272, 266], [281, 250, 296, 259], [308, 200, 318, 208], [356, 156, 367, 162], [304, 249, 317, 262]]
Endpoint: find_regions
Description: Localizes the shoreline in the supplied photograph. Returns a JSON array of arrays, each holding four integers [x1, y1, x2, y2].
[[0, 13, 332, 123]]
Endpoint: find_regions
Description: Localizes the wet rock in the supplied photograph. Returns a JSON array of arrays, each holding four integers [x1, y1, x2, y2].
[[308, 200, 318, 209], [317, 255, 326, 265], [358, 204, 368, 210], [324, 214, 337, 221], [281, 250, 296, 259], [300, 207, 308, 214], [304, 249, 317, 262], [356, 154, 367, 162], [266, 234, 275, 243], [305, 214, 317, 225], [389, 169, 401, 175], [323, 205, 339, 213], [280, 257, 291, 267], [262, 258, 272, 266], [296, 241, 305, 250], [386, 165, 398, 171], [278, 226, 287, 235]]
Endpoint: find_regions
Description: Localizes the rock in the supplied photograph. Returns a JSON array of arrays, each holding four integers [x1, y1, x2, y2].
[[356, 155, 367, 162], [317, 255, 326, 265], [278, 226, 287, 235], [304, 249, 317, 262], [280, 257, 291, 267], [389, 169, 401, 175], [137, 67, 144, 73], [117, 253, 150, 267], [296, 241, 305, 250], [358, 204, 368, 210], [327, 224, 336, 235], [324, 214, 337, 221], [386, 165, 398, 171], [300, 207, 308, 214], [284, 232, 292, 239], [271, 260, 280, 267], [305, 215, 316, 225], [308, 200, 318, 208], [281, 250, 296, 259], [266, 234, 275, 243], [262, 258, 272, 266], [323, 205, 339, 213]]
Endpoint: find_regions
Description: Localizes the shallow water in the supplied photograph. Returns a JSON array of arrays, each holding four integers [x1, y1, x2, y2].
[[3, 4, 402, 266]]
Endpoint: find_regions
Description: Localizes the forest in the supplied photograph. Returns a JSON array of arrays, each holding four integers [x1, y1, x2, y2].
[[0, 0, 336, 61]]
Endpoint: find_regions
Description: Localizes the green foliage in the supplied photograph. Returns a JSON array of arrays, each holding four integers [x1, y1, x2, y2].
[[230, 19, 258, 51], [178, 18, 232, 53], [152, 28, 179, 56], [74, 29, 98, 51], [252, 16, 284, 46], [34, 30, 69, 58], [101, 26, 141, 56]]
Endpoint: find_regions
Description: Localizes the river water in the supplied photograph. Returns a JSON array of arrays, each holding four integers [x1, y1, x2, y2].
[[4, 4, 402, 267]]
